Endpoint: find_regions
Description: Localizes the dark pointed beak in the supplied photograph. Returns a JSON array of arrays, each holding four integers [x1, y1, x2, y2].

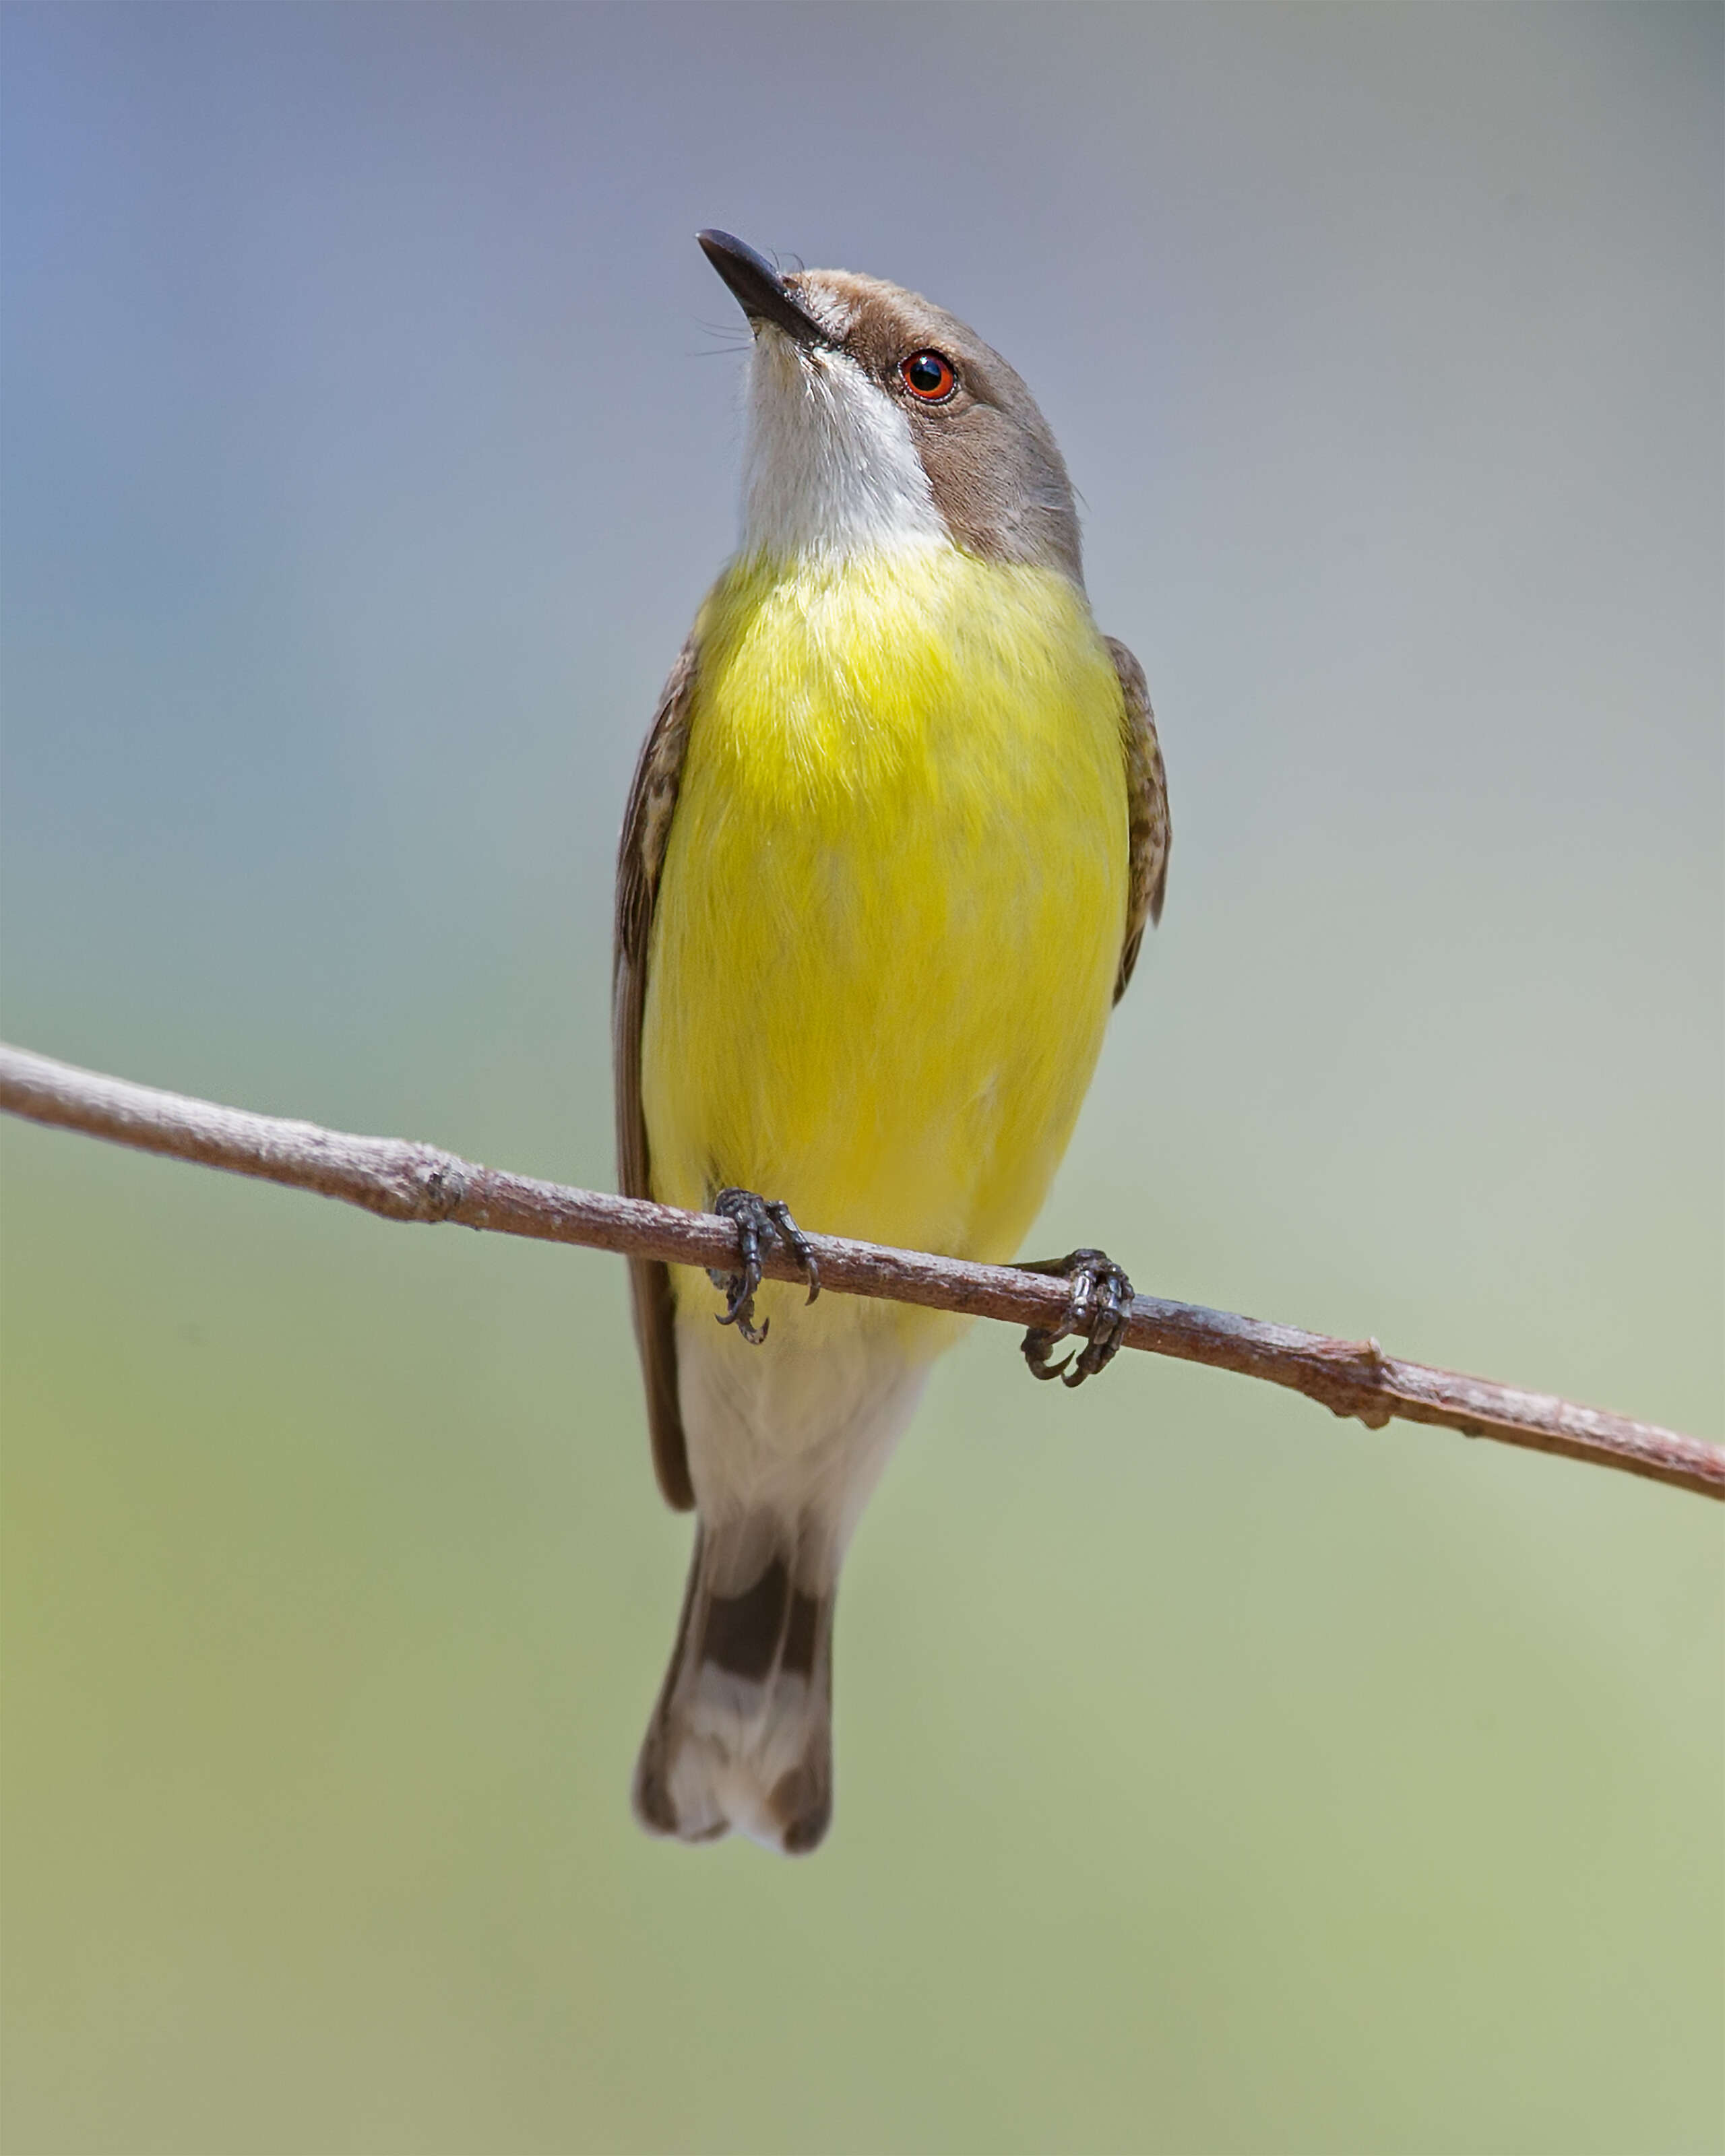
[[697, 230, 832, 348]]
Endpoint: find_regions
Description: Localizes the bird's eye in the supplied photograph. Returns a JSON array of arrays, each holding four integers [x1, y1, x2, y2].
[[900, 350, 958, 402]]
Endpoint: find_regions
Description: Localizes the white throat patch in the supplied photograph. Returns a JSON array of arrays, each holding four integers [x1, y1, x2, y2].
[[740, 329, 949, 563]]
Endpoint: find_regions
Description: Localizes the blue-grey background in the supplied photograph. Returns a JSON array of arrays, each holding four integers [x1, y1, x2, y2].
[[3, 6, 1720, 2151]]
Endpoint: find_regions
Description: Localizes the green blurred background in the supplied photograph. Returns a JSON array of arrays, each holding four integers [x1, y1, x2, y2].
[[3, 6, 1720, 2151]]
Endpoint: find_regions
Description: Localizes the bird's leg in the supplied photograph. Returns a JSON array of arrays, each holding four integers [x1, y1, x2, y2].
[[1017, 1248, 1135, 1387], [708, 1188, 821, 1345]]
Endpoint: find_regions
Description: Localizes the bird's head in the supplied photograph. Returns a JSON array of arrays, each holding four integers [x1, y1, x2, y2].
[[697, 230, 1083, 584]]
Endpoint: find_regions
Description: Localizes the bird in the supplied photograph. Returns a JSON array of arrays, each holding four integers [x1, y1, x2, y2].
[[614, 231, 1168, 1855]]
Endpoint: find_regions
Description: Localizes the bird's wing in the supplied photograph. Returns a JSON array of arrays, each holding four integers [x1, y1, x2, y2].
[[1106, 635, 1170, 1003], [614, 636, 699, 1511]]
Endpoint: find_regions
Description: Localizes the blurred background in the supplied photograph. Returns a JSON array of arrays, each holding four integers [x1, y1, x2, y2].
[[3, 6, 1720, 2152]]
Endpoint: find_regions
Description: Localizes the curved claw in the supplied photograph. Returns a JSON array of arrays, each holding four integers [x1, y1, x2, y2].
[[709, 1188, 819, 1347], [764, 1199, 821, 1306], [1022, 1329, 1077, 1382], [720, 1273, 770, 1345], [1017, 1248, 1135, 1389]]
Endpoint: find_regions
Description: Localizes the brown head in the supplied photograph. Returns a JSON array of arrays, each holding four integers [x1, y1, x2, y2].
[[697, 230, 1084, 585]]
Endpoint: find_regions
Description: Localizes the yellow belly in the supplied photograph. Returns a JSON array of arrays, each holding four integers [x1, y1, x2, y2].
[[641, 545, 1127, 1347]]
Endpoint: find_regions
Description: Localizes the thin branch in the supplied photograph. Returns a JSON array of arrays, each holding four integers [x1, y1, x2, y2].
[[2, 1040, 1718, 1502]]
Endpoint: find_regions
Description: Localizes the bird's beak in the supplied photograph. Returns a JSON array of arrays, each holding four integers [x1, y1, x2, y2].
[[697, 230, 832, 348]]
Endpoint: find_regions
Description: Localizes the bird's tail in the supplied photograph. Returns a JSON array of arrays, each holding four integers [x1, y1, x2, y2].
[[632, 1515, 837, 1856]]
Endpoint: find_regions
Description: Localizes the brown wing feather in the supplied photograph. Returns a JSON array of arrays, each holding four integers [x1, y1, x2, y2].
[[1106, 635, 1170, 1003], [613, 637, 699, 1510]]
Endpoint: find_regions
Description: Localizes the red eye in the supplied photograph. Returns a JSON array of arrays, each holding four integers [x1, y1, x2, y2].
[[900, 350, 957, 401]]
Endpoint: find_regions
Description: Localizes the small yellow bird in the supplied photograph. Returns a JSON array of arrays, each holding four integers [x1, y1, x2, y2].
[[615, 232, 1168, 1853]]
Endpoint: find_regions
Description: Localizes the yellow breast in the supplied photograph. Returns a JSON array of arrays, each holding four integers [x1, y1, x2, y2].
[[641, 545, 1127, 1339]]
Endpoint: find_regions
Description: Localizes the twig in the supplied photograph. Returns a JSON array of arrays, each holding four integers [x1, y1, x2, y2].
[[2, 1041, 1718, 1501]]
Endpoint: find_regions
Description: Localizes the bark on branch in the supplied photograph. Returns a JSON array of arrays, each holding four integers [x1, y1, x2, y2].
[[3, 1041, 1718, 1501]]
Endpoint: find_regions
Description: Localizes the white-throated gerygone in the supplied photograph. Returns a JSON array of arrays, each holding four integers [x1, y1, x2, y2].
[[615, 232, 1168, 1853]]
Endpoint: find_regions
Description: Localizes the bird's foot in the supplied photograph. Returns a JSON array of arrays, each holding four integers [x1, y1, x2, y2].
[[1019, 1248, 1135, 1387], [708, 1188, 821, 1345]]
